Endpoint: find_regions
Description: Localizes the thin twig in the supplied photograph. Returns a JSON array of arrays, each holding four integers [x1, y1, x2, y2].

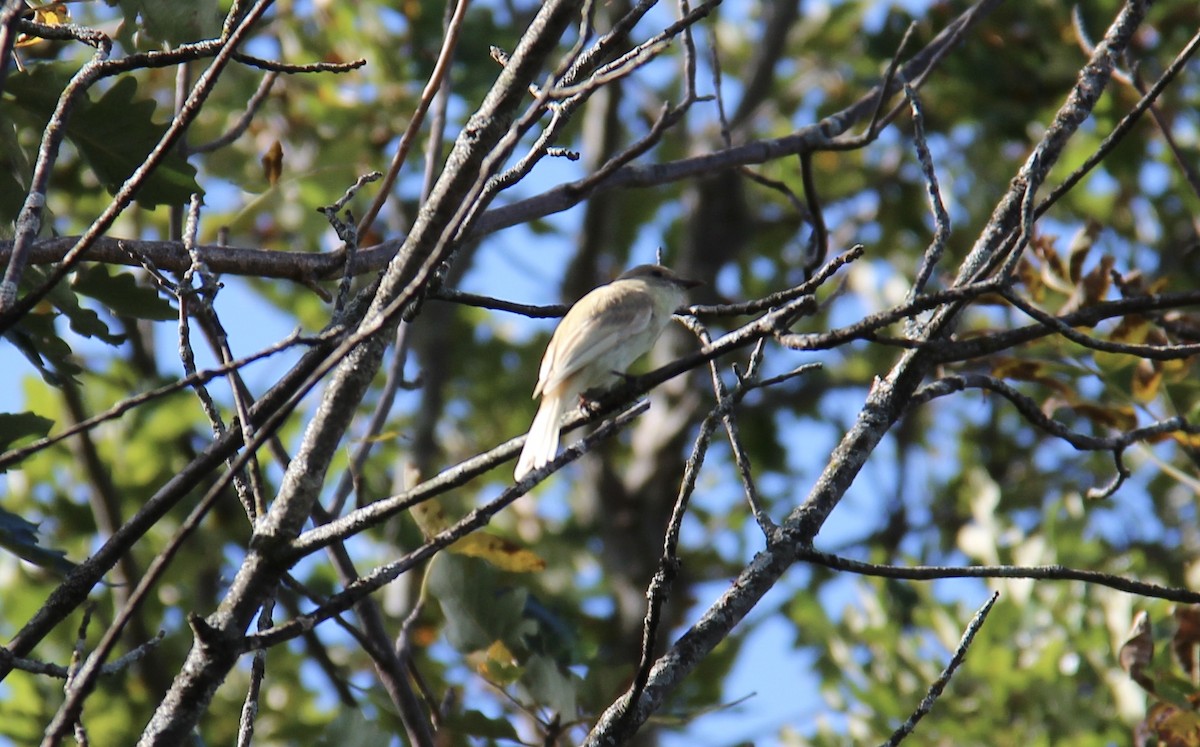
[[1070, 12, 1200, 202], [0, 328, 323, 471], [879, 592, 999, 747], [177, 194, 261, 519], [680, 318, 775, 533], [0, 0, 277, 331], [188, 71, 278, 154], [246, 404, 650, 650], [236, 597, 275, 747], [690, 245, 864, 317], [796, 548, 1200, 603], [904, 83, 951, 324], [356, 0, 470, 235], [2, 632, 165, 679], [318, 171, 383, 313], [998, 285, 1200, 359], [430, 287, 567, 317], [40, 426, 253, 743], [231, 51, 365, 74], [799, 152, 828, 276], [619, 398, 716, 728], [854, 22, 918, 146], [910, 372, 1197, 498]]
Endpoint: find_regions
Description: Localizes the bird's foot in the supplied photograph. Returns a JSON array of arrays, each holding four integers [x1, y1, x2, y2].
[[577, 389, 607, 414]]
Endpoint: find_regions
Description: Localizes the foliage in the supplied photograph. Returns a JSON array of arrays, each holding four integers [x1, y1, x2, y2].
[[1, 0, 1200, 745]]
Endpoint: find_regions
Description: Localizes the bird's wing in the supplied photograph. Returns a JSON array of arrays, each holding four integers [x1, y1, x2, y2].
[[535, 284, 654, 397]]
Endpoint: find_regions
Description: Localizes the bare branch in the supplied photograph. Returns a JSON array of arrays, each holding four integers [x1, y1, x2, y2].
[[583, 3, 1149, 742], [880, 593, 999, 747], [247, 403, 650, 650], [904, 83, 951, 314], [0, 0, 278, 330], [0, 329, 323, 471], [796, 548, 1200, 604], [356, 0, 470, 235], [188, 71, 278, 154]]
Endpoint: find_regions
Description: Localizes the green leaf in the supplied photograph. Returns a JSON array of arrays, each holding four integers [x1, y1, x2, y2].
[[0, 506, 74, 573], [522, 654, 578, 718], [4, 312, 84, 386], [5, 66, 201, 208], [0, 119, 31, 227], [427, 555, 531, 654], [0, 411, 54, 453], [29, 265, 126, 347], [445, 709, 521, 742], [72, 265, 177, 321], [68, 77, 201, 207], [116, 0, 222, 45], [313, 710, 396, 747]]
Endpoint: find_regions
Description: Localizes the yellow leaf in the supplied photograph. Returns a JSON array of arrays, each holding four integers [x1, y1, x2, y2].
[[468, 641, 521, 683], [408, 490, 544, 572], [1132, 359, 1163, 404], [16, 3, 70, 48], [1094, 315, 1151, 371], [991, 358, 1049, 381], [1162, 355, 1192, 382], [450, 533, 546, 573], [410, 499, 449, 537]]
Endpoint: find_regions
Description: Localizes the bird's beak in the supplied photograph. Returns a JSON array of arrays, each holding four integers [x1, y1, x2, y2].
[[679, 275, 703, 289]]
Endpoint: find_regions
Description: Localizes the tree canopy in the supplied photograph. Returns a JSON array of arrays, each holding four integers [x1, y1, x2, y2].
[[2, 0, 1200, 745]]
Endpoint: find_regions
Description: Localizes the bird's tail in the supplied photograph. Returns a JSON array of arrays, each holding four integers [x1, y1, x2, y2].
[[514, 394, 564, 481]]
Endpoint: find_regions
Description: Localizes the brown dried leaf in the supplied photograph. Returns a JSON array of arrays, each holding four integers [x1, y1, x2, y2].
[[1032, 235, 1074, 293], [989, 358, 1074, 402], [1016, 258, 1044, 302], [1174, 607, 1200, 681], [991, 358, 1049, 381], [1079, 255, 1115, 308], [1111, 315, 1152, 345], [1117, 268, 1147, 295], [261, 140, 283, 186], [1136, 701, 1200, 747], [1121, 610, 1155, 692], [1150, 277, 1172, 295], [1072, 403, 1138, 432]]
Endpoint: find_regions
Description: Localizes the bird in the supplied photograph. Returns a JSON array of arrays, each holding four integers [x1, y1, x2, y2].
[[514, 264, 701, 481]]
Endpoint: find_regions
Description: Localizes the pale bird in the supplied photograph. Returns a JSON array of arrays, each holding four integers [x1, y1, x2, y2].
[[514, 265, 701, 480]]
